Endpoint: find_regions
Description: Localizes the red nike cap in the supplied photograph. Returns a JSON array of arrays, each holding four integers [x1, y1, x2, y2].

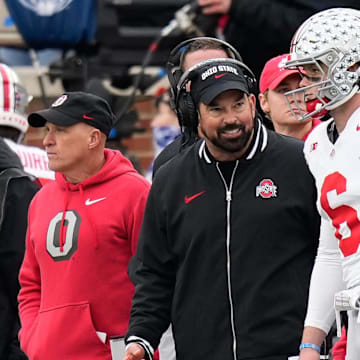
[[28, 91, 115, 137], [259, 54, 300, 94]]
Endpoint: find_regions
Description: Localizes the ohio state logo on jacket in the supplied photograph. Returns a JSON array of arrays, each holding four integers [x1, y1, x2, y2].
[[256, 179, 277, 198]]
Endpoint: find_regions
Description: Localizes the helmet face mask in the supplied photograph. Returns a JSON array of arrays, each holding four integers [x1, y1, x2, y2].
[[14, 82, 30, 118], [285, 8, 360, 121]]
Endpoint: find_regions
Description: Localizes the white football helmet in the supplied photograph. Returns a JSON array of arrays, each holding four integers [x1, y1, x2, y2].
[[0, 63, 30, 141], [285, 8, 360, 121]]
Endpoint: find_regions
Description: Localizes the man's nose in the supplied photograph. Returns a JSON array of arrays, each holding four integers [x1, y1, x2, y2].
[[223, 110, 238, 124], [43, 132, 54, 147], [299, 76, 311, 88], [289, 89, 305, 104]]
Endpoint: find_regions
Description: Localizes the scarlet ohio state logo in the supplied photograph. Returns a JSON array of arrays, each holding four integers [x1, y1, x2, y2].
[[51, 94, 68, 107], [310, 142, 318, 152], [256, 179, 277, 199]]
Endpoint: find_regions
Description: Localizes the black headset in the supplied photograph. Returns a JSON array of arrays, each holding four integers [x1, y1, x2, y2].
[[166, 37, 257, 132]]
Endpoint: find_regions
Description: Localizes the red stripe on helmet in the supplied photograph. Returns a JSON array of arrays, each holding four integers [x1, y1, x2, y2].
[[0, 65, 10, 111]]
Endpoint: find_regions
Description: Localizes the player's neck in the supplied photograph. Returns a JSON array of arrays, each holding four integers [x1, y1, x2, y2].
[[273, 121, 312, 140], [331, 94, 360, 133]]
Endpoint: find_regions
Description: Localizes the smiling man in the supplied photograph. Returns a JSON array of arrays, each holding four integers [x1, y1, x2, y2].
[[123, 59, 321, 360], [17, 92, 150, 360], [189, 61, 257, 160]]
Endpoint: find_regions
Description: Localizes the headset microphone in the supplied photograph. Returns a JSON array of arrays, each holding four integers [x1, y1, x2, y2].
[[161, 1, 205, 37]]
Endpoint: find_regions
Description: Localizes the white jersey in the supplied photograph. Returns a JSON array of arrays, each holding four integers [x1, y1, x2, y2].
[[4, 138, 54, 183], [303, 107, 360, 333]]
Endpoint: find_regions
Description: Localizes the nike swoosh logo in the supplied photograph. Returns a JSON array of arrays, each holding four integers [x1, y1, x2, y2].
[[83, 114, 94, 120], [85, 197, 106, 206], [184, 191, 206, 204], [215, 73, 227, 79]]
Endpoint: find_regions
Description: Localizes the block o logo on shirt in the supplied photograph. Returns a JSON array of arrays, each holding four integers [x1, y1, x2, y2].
[[46, 210, 81, 261]]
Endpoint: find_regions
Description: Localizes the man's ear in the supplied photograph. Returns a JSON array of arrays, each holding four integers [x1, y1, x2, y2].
[[248, 93, 257, 118], [197, 122, 204, 138], [88, 129, 101, 149], [258, 93, 270, 114]]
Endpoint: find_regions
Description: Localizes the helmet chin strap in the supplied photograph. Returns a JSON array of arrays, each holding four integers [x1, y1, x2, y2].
[[15, 132, 24, 144]]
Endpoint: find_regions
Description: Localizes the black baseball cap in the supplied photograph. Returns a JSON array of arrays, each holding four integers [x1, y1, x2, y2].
[[190, 62, 249, 106], [28, 91, 115, 136]]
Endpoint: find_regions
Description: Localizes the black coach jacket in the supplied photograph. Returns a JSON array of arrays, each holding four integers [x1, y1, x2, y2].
[[127, 120, 320, 360]]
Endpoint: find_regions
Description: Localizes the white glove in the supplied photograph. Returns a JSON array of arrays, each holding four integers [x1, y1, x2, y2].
[[334, 287, 360, 337]]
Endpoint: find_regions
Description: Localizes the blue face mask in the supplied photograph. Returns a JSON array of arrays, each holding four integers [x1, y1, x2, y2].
[[145, 125, 181, 182], [153, 126, 181, 155]]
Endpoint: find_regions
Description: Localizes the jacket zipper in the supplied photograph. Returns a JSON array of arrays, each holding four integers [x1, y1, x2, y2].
[[216, 160, 239, 360]]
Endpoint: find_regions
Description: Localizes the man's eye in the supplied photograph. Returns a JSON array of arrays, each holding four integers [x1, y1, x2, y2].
[[305, 74, 321, 82], [309, 68, 320, 74], [300, 70, 321, 82], [277, 87, 290, 94]]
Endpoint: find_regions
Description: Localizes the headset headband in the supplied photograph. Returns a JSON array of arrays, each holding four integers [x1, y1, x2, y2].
[[167, 37, 244, 103], [176, 57, 256, 99], [166, 38, 257, 132], [167, 36, 243, 67]]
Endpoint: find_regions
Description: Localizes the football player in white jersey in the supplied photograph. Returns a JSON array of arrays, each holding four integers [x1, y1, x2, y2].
[[0, 63, 54, 184], [284, 7, 360, 360]]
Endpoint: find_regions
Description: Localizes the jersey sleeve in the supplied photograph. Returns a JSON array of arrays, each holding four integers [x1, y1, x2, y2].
[[304, 218, 345, 333]]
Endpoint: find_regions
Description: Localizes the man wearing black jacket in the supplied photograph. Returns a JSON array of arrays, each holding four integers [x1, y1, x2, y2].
[[0, 138, 39, 359], [152, 37, 235, 178], [124, 58, 320, 360], [198, 0, 360, 79]]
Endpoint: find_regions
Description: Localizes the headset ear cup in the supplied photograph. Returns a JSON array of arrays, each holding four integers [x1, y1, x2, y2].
[[168, 69, 183, 112], [173, 69, 182, 85], [183, 93, 198, 133], [245, 74, 258, 94], [175, 91, 186, 129], [176, 91, 198, 132]]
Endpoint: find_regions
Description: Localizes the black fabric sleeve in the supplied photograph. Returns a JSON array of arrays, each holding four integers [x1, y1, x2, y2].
[[126, 174, 176, 351], [224, 0, 316, 78], [227, 0, 360, 58], [152, 137, 183, 179], [227, 0, 312, 45], [0, 177, 38, 359]]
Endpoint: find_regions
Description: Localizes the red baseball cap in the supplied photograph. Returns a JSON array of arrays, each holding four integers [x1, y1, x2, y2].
[[259, 54, 300, 93]]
